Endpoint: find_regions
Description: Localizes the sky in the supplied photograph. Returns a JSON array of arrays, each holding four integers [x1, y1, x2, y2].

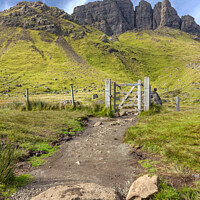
[[1, 0, 200, 24]]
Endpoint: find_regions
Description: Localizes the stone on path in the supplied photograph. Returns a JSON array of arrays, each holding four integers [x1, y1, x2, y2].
[[126, 175, 158, 200], [120, 110, 127, 117], [31, 183, 120, 200], [94, 121, 103, 127]]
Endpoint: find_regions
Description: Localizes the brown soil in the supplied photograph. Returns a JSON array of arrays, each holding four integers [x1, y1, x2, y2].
[[12, 114, 146, 200]]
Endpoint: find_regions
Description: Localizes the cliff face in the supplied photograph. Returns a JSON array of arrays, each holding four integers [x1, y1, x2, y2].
[[73, 0, 135, 36], [135, 0, 153, 30], [181, 15, 200, 37], [73, 0, 200, 37], [160, 0, 181, 29], [153, 2, 162, 30]]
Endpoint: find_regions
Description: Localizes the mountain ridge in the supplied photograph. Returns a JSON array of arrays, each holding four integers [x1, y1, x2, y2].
[[73, 0, 200, 37]]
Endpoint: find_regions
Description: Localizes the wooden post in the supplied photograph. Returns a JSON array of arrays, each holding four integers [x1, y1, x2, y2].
[[114, 82, 117, 113], [26, 88, 29, 103], [144, 77, 150, 111], [70, 84, 75, 107], [138, 80, 142, 113], [176, 96, 180, 111], [105, 79, 111, 109]]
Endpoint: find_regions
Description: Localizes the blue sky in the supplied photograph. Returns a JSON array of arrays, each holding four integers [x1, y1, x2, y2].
[[1, 0, 200, 24]]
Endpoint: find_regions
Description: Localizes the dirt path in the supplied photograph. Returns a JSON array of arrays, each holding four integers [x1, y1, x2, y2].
[[13, 114, 144, 200]]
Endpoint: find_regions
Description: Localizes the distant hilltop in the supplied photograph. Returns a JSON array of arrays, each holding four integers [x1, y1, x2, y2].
[[73, 0, 200, 36], [0, 0, 199, 38]]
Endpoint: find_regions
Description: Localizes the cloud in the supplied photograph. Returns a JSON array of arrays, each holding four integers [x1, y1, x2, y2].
[[63, 0, 87, 14], [190, 5, 200, 24], [2, 1, 12, 11]]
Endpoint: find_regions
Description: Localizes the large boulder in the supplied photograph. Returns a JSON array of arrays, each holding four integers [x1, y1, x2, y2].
[[181, 15, 200, 37], [126, 175, 158, 200], [151, 91, 163, 106], [153, 2, 162, 29], [160, 0, 181, 29], [73, 0, 135, 35], [31, 183, 120, 200], [135, 0, 153, 30]]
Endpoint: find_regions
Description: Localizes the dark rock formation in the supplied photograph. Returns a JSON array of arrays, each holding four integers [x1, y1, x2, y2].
[[153, 2, 162, 29], [0, 0, 200, 38], [135, 0, 153, 29], [73, 0, 135, 35], [0, 1, 74, 35], [160, 0, 181, 29], [151, 91, 163, 106], [181, 15, 200, 37]]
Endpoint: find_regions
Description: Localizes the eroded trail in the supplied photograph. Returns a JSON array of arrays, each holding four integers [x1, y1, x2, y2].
[[13, 115, 144, 200]]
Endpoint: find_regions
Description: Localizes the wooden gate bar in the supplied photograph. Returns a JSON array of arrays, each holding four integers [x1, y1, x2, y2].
[[105, 79, 111, 109], [117, 83, 140, 87], [119, 86, 135, 107], [138, 79, 142, 113], [114, 82, 117, 112], [144, 77, 150, 111]]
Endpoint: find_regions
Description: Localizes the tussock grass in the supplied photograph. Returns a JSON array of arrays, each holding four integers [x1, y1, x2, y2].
[[124, 106, 200, 171], [0, 142, 16, 185], [125, 105, 200, 198], [0, 108, 86, 160]]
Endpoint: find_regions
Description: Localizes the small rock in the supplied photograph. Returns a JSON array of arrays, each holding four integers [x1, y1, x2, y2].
[[94, 122, 103, 127], [92, 94, 98, 100], [120, 110, 127, 117], [76, 161, 80, 166], [126, 175, 158, 200]]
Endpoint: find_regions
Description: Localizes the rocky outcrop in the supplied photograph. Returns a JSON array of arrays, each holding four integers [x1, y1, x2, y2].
[[160, 0, 181, 29], [73, 0, 135, 35], [135, 0, 153, 30], [181, 15, 200, 37], [153, 2, 162, 29], [0, 0, 200, 38], [73, 0, 200, 36], [0, 1, 74, 35]]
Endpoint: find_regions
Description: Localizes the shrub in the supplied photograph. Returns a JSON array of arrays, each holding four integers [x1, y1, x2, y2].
[[0, 142, 16, 185]]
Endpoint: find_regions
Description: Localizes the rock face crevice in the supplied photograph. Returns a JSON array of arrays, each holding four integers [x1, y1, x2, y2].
[[73, 0, 200, 37]]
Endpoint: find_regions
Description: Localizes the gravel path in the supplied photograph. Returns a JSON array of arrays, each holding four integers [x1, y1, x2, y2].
[[12, 114, 144, 200]]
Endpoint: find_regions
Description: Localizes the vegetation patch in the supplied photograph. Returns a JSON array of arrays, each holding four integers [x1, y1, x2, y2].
[[124, 105, 200, 198]]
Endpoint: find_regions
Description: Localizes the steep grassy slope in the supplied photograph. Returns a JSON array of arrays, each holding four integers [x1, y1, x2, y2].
[[117, 29, 200, 102], [68, 28, 200, 102], [0, 20, 200, 103]]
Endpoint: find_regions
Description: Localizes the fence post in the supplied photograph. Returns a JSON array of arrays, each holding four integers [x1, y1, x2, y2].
[[114, 82, 117, 113], [26, 88, 29, 103], [70, 84, 75, 107], [105, 79, 111, 109], [138, 80, 142, 113], [176, 96, 180, 111], [144, 77, 150, 111]]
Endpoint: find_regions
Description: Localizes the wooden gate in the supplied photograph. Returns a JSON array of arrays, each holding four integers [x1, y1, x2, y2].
[[113, 80, 142, 113], [105, 77, 151, 113]]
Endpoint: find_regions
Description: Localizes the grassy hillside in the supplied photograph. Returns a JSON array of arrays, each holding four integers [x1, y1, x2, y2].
[[0, 18, 200, 104]]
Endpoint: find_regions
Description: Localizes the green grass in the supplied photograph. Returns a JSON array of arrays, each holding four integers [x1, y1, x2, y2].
[[153, 179, 200, 200], [124, 106, 200, 171], [125, 105, 200, 198], [0, 174, 33, 198], [0, 26, 200, 105], [0, 108, 86, 162]]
